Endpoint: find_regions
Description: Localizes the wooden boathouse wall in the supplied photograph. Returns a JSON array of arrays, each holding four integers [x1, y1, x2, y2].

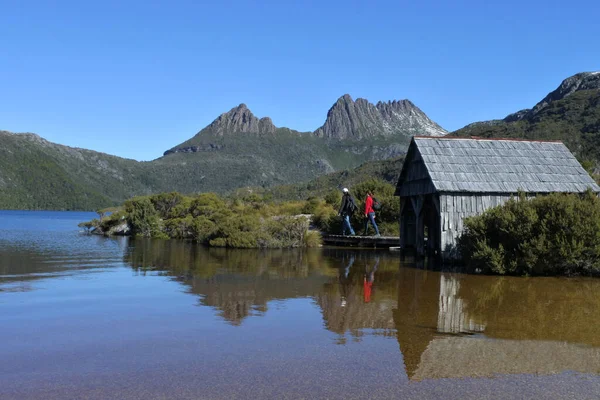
[[438, 193, 513, 253]]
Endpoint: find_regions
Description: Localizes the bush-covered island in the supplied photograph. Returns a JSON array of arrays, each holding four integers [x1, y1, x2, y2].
[[80, 179, 399, 248], [82, 177, 600, 276], [459, 190, 600, 276]]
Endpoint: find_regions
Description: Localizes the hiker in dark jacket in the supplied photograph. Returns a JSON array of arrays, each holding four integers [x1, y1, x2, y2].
[[338, 188, 356, 236]]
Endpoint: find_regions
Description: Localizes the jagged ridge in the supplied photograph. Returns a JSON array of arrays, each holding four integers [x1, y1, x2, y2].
[[314, 94, 447, 139], [166, 95, 446, 154]]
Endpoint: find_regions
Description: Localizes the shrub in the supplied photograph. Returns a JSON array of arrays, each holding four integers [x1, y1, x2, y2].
[[376, 221, 399, 237], [275, 201, 305, 216], [263, 216, 309, 248], [190, 193, 227, 218], [124, 196, 162, 238], [312, 204, 339, 233], [78, 219, 99, 232], [301, 197, 322, 214], [304, 230, 323, 247], [458, 191, 600, 276], [191, 216, 217, 243], [150, 192, 185, 219], [324, 190, 341, 206], [81, 191, 319, 249], [163, 216, 194, 239]]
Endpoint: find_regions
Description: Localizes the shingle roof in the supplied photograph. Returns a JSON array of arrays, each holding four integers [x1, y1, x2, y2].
[[413, 137, 600, 193]]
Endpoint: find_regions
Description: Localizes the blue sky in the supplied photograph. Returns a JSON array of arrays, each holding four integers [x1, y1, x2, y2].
[[1, 0, 599, 160]]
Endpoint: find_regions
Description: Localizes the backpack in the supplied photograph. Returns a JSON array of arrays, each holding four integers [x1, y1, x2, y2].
[[372, 197, 382, 211], [348, 197, 358, 214], [343, 196, 357, 215]]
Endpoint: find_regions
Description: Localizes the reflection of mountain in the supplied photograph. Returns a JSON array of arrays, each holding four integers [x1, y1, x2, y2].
[[124, 240, 600, 380], [125, 242, 400, 330], [126, 240, 341, 325], [193, 272, 331, 325]]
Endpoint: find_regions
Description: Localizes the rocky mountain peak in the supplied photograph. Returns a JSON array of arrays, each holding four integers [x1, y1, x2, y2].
[[314, 95, 446, 139], [528, 71, 600, 117], [208, 104, 276, 135]]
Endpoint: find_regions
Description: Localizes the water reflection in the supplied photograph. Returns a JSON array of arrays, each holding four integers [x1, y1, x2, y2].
[[0, 234, 127, 293], [437, 275, 485, 334], [123, 239, 600, 380], [125, 239, 338, 325]]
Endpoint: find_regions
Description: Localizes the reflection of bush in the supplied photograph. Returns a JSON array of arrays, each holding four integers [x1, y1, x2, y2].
[[125, 240, 337, 279], [125, 242, 339, 324]]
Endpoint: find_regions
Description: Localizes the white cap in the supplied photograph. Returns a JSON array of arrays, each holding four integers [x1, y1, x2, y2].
[[342, 188, 349, 193]]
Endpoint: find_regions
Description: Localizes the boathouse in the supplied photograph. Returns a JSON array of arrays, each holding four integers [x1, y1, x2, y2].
[[394, 136, 600, 257]]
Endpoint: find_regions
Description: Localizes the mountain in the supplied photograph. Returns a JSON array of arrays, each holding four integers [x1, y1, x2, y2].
[[166, 94, 445, 154], [0, 131, 157, 210], [453, 71, 600, 165], [314, 95, 446, 139], [0, 95, 444, 210]]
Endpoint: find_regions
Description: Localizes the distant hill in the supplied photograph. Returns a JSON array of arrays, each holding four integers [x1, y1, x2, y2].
[[453, 71, 600, 166], [0, 131, 149, 210], [0, 95, 443, 210]]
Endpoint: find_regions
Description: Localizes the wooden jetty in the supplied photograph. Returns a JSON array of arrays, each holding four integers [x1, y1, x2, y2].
[[321, 234, 399, 248]]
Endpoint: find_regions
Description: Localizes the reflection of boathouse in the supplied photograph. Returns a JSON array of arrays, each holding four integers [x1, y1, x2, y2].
[[393, 267, 600, 380], [394, 137, 600, 257]]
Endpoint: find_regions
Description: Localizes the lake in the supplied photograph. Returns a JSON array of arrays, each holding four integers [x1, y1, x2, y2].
[[2, 211, 600, 399]]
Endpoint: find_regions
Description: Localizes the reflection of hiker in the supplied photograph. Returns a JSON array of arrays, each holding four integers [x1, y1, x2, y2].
[[339, 254, 355, 307], [363, 256, 379, 303], [363, 191, 380, 237], [338, 188, 357, 236]]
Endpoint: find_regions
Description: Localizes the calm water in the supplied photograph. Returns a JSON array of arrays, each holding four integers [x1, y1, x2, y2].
[[2, 211, 600, 399]]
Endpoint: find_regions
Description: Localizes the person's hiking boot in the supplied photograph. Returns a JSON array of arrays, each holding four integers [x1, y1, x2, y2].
[[375, 234, 381, 237]]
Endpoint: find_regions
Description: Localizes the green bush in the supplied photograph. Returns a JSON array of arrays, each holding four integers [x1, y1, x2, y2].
[[324, 189, 341, 206], [150, 192, 185, 219], [263, 216, 309, 248], [303, 230, 323, 247], [124, 196, 163, 238], [458, 191, 600, 276], [78, 219, 99, 232], [191, 216, 217, 242], [81, 190, 345, 248], [302, 197, 322, 214], [312, 203, 340, 233], [163, 216, 194, 239]]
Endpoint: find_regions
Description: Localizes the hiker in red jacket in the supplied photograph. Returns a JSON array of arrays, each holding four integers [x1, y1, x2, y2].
[[363, 191, 380, 237]]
